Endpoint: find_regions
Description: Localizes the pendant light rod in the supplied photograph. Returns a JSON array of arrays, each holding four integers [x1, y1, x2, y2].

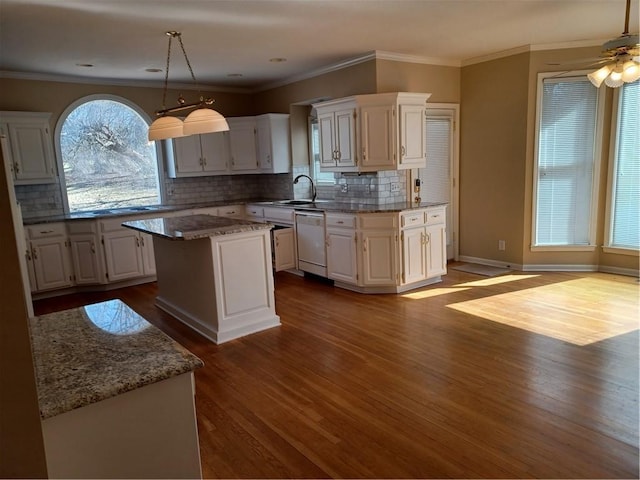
[[155, 98, 214, 116], [622, 0, 630, 35]]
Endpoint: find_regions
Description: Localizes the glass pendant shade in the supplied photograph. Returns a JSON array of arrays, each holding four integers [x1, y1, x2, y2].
[[587, 64, 613, 88], [604, 65, 625, 88], [148, 116, 184, 141], [621, 60, 640, 83], [183, 108, 230, 135]]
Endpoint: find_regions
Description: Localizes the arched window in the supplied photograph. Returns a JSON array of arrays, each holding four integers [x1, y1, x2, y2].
[[56, 95, 162, 213]]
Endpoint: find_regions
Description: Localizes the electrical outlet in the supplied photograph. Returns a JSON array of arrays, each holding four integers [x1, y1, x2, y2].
[[341, 184, 348, 193], [498, 240, 506, 251], [390, 182, 401, 193]]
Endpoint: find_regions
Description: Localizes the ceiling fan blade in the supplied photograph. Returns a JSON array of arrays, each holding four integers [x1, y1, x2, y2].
[[546, 56, 611, 66]]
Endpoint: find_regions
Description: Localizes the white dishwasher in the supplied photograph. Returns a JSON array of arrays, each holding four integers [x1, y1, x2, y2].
[[295, 211, 327, 277]]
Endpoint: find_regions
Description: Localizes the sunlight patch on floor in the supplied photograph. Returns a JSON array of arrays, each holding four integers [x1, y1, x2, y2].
[[447, 277, 640, 346], [454, 274, 540, 288], [402, 287, 471, 299]]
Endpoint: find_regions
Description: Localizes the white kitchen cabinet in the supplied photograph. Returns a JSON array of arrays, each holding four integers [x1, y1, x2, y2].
[[313, 92, 430, 172], [326, 214, 358, 285], [227, 117, 259, 172], [100, 218, 155, 282], [401, 226, 427, 284], [317, 100, 358, 171], [26, 223, 73, 292], [256, 114, 291, 173], [166, 132, 228, 177], [67, 221, 106, 285], [272, 227, 296, 271], [359, 214, 398, 287], [1, 112, 56, 185], [425, 208, 447, 278]]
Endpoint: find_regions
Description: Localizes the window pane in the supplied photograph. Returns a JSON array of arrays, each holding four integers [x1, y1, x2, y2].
[[535, 79, 598, 245], [310, 120, 335, 184], [60, 99, 160, 212], [611, 81, 640, 249]]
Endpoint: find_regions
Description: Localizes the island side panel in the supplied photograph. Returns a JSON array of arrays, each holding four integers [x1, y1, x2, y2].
[[153, 236, 220, 341], [210, 229, 281, 343]]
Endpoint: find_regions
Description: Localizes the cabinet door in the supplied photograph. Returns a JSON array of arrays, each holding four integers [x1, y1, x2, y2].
[[30, 237, 73, 291], [255, 116, 273, 170], [70, 234, 105, 285], [360, 104, 394, 170], [273, 227, 296, 271], [228, 121, 258, 171], [173, 135, 204, 174], [102, 230, 144, 282], [334, 109, 357, 167], [8, 120, 55, 184], [360, 230, 396, 286], [317, 113, 337, 168], [200, 132, 229, 173], [140, 233, 156, 276], [399, 104, 426, 168], [401, 228, 427, 284], [425, 224, 447, 278], [326, 229, 358, 284]]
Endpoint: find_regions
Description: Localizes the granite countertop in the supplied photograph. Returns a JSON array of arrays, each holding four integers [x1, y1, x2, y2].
[[256, 200, 448, 213], [30, 299, 204, 419], [123, 214, 273, 240]]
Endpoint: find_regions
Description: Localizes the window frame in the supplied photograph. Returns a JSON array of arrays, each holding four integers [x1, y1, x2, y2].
[[531, 72, 605, 252], [603, 84, 640, 257], [54, 94, 165, 214], [308, 115, 335, 186]]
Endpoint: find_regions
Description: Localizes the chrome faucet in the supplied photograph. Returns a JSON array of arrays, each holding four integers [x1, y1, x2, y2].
[[293, 174, 317, 202]]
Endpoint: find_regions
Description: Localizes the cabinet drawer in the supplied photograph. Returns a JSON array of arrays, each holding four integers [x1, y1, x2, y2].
[[191, 207, 219, 216], [27, 223, 66, 239], [425, 207, 446, 225], [401, 211, 425, 228], [217, 205, 242, 218], [67, 221, 98, 235], [263, 206, 294, 224], [359, 214, 396, 229], [326, 214, 356, 229], [245, 205, 264, 218], [99, 217, 135, 233]]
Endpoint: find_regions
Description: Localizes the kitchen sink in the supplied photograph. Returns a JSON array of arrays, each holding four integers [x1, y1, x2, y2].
[[279, 200, 314, 205]]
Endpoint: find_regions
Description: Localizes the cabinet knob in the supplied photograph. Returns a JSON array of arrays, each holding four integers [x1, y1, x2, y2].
[[32, 247, 38, 260], [362, 147, 366, 160], [14, 162, 20, 174], [401, 145, 406, 157]]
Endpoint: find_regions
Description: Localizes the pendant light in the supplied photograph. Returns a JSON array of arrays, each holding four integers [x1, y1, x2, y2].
[[148, 31, 229, 141]]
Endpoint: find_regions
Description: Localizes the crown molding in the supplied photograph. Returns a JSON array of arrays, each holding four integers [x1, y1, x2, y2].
[[529, 38, 606, 51], [374, 50, 461, 67], [0, 70, 252, 94], [461, 45, 532, 66]]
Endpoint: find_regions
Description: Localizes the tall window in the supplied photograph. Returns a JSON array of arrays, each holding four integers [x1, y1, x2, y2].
[[533, 76, 601, 247], [309, 118, 335, 185], [607, 81, 639, 250], [58, 96, 161, 213]]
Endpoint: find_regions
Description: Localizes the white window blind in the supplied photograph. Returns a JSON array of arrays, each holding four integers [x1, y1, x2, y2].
[[610, 81, 640, 249], [535, 78, 599, 246], [423, 117, 451, 204]]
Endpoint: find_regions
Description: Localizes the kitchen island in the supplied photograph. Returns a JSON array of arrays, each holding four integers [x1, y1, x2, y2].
[[123, 214, 280, 344], [30, 299, 203, 479]]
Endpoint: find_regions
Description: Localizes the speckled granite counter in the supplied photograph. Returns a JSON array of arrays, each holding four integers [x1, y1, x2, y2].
[[122, 214, 272, 240], [255, 200, 448, 213], [30, 299, 203, 419]]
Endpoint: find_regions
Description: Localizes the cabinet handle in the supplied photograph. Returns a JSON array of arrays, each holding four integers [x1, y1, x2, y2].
[[14, 162, 20, 174], [203, 157, 207, 166], [26, 249, 32, 261], [39, 230, 54, 234], [336, 220, 344, 224], [267, 154, 271, 164], [275, 238, 279, 247], [326, 236, 330, 247], [401, 145, 406, 157], [32, 247, 38, 260], [362, 147, 366, 160], [140, 236, 145, 247], [426, 233, 430, 244], [91, 242, 96, 254], [136, 237, 140, 247], [363, 239, 367, 252], [421, 232, 426, 245]]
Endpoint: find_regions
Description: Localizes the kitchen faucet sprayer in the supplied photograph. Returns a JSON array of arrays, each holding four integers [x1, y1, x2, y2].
[[293, 174, 317, 202]]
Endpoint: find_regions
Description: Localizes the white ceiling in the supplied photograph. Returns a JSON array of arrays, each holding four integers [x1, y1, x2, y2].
[[1, 0, 638, 91]]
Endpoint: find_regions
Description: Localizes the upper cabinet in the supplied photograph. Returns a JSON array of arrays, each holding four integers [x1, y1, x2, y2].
[[0, 111, 56, 185], [166, 113, 291, 177], [313, 92, 431, 172], [256, 114, 291, 174]]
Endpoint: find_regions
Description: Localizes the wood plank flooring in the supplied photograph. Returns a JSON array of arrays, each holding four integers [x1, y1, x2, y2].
[[33, 268, 640, 478]]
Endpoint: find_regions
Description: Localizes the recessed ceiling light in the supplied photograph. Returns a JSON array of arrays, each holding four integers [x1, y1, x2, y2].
[[146, 68, 163, 73], [269, 57, 287, 63], [76, 63, 94, 68], [227, 73, 243, 78]]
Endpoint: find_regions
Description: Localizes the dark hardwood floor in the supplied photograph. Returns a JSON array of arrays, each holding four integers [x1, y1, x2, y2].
[[33, 268, 640, 478]]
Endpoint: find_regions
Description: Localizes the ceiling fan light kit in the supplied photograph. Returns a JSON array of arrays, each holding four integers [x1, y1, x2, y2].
[[586, 0, 639, 88], [148, 31, 228, 141]]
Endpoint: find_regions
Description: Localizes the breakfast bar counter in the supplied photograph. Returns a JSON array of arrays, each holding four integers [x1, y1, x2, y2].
[[31, 299, 204, 479], [123, 214, 280, 344]]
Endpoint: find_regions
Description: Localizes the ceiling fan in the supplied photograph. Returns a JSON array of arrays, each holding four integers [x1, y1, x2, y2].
[[550, 0, 639, 87]]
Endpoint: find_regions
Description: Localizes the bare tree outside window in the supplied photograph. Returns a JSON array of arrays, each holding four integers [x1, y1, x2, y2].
[[60, 99, 161, 212]]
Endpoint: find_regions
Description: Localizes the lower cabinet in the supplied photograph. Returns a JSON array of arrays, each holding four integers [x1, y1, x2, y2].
[[272, 227, 296, 271], [425, 223, 447, 278], [101, 222, 156, 282], [326, 214, 358, 285], [25, 223, 73, 292], [68, 222, 106, 285], [360, 228, 398, 286]]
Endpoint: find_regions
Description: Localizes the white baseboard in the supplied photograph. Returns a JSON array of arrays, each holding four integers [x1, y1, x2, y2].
[[522, 264, 598, 272], [598, 265, 640, 277], [457, 255, 523, 271]]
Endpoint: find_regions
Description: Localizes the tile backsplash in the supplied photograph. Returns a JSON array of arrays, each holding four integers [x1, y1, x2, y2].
[[16, 167, 409, 219]]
